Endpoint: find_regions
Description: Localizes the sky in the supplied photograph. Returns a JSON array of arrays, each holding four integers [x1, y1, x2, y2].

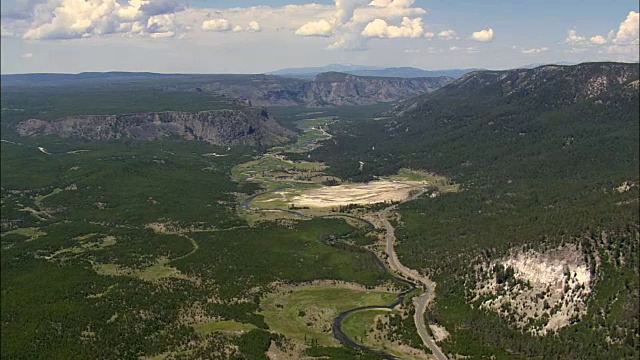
[[0, 0, 638, 74]]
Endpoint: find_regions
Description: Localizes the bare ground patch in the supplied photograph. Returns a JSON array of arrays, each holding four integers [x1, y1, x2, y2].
[[284, 181, 428, 209], [472, 244, 593, 335], [428, 324, 450, 342]]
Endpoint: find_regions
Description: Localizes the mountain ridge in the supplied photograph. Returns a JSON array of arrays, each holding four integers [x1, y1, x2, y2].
[[15, 107, 294, 146], [203, 71, 453, 107], [390, 61, 640, 117]]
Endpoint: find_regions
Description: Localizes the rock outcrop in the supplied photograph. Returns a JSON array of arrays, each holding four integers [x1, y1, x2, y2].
[[389, 62, 640, 117], [16, 107, 294, 146], [203, 72, 452, 107]]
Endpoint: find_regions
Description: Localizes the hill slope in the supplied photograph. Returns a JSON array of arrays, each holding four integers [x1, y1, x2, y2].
[[309, 62, 639, 359], [204, 72, 452, 107], [346, 67, 479, 79], [15, 107, 294, 146], [268, 65, 478, 79], [1, 71, 451, 109]]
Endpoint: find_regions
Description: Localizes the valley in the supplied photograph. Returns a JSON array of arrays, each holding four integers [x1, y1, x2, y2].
[[1, 62, 638, 360], [231, 112, 451, 359]]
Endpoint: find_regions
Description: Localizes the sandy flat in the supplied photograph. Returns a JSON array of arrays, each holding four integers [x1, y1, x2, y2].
[[290, 180, 426, 208]]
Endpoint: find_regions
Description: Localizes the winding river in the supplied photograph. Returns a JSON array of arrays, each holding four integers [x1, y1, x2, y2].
[[239, 119, 447, 359], [244, 191, 427, 359]]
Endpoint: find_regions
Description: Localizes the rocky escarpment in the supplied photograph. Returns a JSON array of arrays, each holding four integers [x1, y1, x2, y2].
[[302, 72, 451, 107], [389, 62, 640, 117], [16, 107, 294, 146], [203, 72, 452, 107]]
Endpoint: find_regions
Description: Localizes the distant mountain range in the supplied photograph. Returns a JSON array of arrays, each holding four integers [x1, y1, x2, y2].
[[268, 64, 481, 79], [268, 62, 593, 79], [1, 70, 453, 108], [202, 72, 453, 107], [518, 61, 576, 69], [267, 64, 382, 77]]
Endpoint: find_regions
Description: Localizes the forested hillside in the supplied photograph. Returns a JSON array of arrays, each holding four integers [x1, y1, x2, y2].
[[310, 62, 640, 359]]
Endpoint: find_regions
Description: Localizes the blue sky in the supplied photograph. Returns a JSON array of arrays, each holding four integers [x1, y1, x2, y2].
[[1, 0, 638, 73]]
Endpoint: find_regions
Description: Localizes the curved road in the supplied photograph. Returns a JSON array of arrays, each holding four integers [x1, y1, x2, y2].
[[238, 121, 446, 359], [379, 208, 448, 360], [245, 186, 448, 359]]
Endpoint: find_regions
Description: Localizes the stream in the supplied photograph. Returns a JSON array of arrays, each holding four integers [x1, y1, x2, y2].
[[240, 119, 424, 359], [245, 190, 420, 359]]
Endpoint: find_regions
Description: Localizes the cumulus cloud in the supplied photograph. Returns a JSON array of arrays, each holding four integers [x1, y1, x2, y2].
[[606, 43, 638, 55], [565, 11, 639, 58], [611, 10, 639, 45], [202, 18, 261, 33], [520, 47, 549, 54], [294, 19, 333, 36], [139, 0, 184, 16], [22, 0, 180, 40], [361, 16, 423, 38], [471, 27, 494, 42], [146, 14, 174, 37], [590, 35, 607, 45], [327, 32, 367, 50], [438, 29, 458, 40], [564, 29, 586, 44], [201, 18, 230, 32], [423, 31, 434, 39], [247, 21, 261, 32], [351, 0, 426, 24], [294, 0, 429, 49]]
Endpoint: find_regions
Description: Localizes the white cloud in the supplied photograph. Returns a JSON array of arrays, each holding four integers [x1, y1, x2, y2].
[[612, 11, 639, 45], [423, 31, 434, 39], [21, 52, 34, 58], [150, 30, 173, 38], [590, 35, 607, 45], [327, 33, 367, 50], [606, 44, 639, 55], [295, 19, 333, 37], [361, 16, 423, 38], [560, 12, 637, 58], [247, 21, 261, 32], [203, 19, 261, 33], [1, 25, 15, 37], [201, 18, 231, 32], [449, 46, 478, 53], [580, 11, 638, 58], [520, 47, 549, 54], [566, 47, 589, 53], [327, 38, 348, 50], [438, 29, 458, 40], [294, 0, 429, 49], [564, 28, 586, 44], [351, 0, 426, 24], [22, 0, 180, 40], [146, 14, 174, 35], [471, 27, 494, 42]]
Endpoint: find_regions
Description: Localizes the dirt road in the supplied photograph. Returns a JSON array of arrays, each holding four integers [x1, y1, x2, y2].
[[378, 208, 448, 360]]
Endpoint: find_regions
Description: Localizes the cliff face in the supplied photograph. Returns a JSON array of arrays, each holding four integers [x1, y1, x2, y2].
[[203, 72, 453, 107], [16, 107, 294, 146], [389, 62, 640, 117], [302, 72, 451, 107]]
